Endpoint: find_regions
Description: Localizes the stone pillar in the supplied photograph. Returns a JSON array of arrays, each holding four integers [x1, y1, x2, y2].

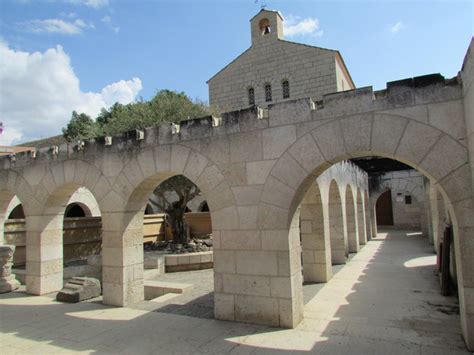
[[359, 191, 368, 245], [450, 196, 474, 351], [26, 215, 63, 295], [424, 179, 434, 244], [428, 184, 442, 254], [346, 188, 359, 253], [101, 211, 144, 306], [368, 196, 378, 239], [328, 182, 346, 264], [300, 183, 332, 283], [214, 212, 304, 328], [0, 245, 20, 293]]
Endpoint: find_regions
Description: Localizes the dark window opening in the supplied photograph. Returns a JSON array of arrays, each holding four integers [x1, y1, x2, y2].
[[265, 83, 272, 102], [405, 195, 412, 205], [8, 204, 25, 219], [248, 87, 255, 106], [65, 204, 86, 218], [282, 80, 290, 99], [145, 203, 154, 215], [199, 201, 209, 212]]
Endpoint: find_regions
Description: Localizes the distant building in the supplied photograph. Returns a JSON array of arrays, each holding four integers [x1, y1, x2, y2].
[[0, 146, 34, 157], [207, 9, 354, 111]]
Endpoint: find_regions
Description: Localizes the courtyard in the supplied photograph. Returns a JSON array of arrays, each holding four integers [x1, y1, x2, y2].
[[0, 229, 469, 354]]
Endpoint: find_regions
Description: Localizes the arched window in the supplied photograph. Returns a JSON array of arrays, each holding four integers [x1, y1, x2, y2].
[[248, 87, 255, 106], [265, 83, 272, 102], [282, 80, 290, 99], [259, 18, 271, 35]]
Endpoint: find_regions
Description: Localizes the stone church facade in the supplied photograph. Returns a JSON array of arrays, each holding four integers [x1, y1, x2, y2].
[[208, 10, 354, 111]]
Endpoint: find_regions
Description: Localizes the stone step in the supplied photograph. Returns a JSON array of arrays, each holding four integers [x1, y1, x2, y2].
[[143, 280, 193, 301]]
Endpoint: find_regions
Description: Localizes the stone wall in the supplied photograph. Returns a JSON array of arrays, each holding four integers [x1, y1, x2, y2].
[[371, 170, 427, 230]]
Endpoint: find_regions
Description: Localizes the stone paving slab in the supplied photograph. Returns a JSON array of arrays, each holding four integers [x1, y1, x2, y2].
[[0, 229, 471, 354]]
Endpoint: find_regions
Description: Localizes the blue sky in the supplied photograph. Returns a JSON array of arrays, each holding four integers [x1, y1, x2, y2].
[[0, 0, 472, 144]]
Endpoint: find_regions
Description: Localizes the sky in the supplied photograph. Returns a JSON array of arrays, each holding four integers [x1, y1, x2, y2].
[[0, 0, 472, 145]]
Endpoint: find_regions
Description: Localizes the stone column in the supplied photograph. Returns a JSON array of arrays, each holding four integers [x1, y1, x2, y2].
[[371, 203, 378, 239], [101, 211, 144, 306], [428, 184, 442, 253], [25, 215, 63, 295], [346, 188, 359, 253], [215, 209, 304, 328], [359, 191, 368, 245], [300, 183, 332, 283], [0, 245, 20, 293], [328, 183, 346, 264]]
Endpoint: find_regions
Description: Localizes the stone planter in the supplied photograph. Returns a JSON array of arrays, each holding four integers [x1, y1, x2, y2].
[[165, 251, 213, 272]]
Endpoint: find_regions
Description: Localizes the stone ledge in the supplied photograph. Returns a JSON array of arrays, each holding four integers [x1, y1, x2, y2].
[[164, 251, 213, 272], [165, 251, 213, 266], [144, 280, 193, 300]]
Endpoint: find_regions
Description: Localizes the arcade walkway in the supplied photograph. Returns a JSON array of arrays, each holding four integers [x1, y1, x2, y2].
[[0, 230, 469, 354]]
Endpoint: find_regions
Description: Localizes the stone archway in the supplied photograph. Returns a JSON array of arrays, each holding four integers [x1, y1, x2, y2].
[[98, 144, 238, 307], [256, 113, 472, 345]]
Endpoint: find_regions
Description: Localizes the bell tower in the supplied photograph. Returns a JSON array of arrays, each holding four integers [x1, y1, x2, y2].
[[250, 9, 284, 47]]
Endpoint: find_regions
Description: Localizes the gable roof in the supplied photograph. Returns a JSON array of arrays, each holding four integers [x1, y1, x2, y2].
[[249, 9, 284, 22]]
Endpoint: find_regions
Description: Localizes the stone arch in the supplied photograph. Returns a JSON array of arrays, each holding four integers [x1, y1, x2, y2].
[[99, 144, 237, 307], [256, 114, 472, 344], [328, 180, 346, 264], [1, 195, 26, 268], [12, 159, 108, 295], [0, 170, 35, 248], [345, 184, 359, 253]]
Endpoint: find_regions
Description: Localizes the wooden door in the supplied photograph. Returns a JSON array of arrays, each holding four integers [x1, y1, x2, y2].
[[376, 190, 394, 225]]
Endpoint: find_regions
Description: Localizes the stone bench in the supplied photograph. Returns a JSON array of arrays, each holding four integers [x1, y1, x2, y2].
[[144, 280, 193, 301], [164, 251, 213, 272]]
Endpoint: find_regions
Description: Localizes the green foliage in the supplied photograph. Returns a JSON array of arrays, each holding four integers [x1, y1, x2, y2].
[[62, 111, 103, 141], [62, 90, 212, 140]]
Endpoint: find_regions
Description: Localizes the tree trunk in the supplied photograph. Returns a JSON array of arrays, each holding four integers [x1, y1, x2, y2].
[[169, 206, 187, 245]]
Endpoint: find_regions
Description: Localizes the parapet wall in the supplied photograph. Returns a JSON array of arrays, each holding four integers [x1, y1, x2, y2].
[[0, 73, 463, 171]]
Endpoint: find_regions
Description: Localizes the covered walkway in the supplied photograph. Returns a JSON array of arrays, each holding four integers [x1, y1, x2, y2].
[[0, 229, 469, 354]]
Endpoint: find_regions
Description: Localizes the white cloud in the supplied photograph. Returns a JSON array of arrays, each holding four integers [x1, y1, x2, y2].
[[0, 42, 142, 144], [67, 0, 109, 9], [283, 15, 323, 38], [0, 126, 23, 146], [21, 18, 93, 35], [389, 21, 405, 34]]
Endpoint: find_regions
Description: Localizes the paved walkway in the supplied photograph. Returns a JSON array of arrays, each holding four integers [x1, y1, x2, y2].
[[0, 230, 470, 354]]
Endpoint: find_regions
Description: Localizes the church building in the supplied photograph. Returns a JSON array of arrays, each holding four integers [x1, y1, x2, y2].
[[207, 9, 355, 111]]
